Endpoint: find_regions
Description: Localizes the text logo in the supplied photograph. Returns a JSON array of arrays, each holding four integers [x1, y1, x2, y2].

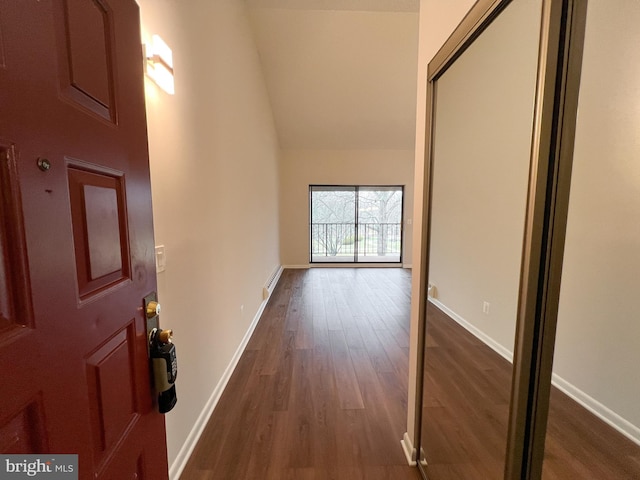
[[0, 455, 77, 479]]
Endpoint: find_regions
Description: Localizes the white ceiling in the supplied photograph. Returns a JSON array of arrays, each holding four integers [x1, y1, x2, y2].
[[246, 1, 419, 150]]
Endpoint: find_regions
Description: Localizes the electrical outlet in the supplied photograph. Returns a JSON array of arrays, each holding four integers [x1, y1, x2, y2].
[[483, 301, 490, 315]]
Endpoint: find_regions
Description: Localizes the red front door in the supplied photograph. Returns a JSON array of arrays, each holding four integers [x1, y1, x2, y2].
[[0, 1, 169, 478]]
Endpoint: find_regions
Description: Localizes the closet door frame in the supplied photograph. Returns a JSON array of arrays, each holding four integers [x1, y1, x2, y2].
[[414, 1, 589, 478]]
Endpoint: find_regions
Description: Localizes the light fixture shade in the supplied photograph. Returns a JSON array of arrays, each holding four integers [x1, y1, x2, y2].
[[146, 34, 174, 95]]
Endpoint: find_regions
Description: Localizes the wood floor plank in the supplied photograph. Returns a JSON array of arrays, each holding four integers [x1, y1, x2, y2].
[[348, 340, 408, 466], [295, 317, 314, 350], [329, 329, 365, 410], [263, 411, 291, 480], [374, 327, 410, 378], [284, 287, 302, 332], [271, 329, 296, 411], [354, 316, 395, 374], [294, 282, 314, 350], [388, 314, 411, 348], [288, 348, 315, 469], [252, 313, 286, 376], [180, 268, 417, 480], [185, 349, 260, 471], [422, 302, 640, 480], [324, 286, 343, 331]]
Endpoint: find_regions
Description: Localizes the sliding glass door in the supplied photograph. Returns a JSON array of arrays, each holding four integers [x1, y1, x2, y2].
[[309, 185, 403, 264], [310, 186, 357, 262]]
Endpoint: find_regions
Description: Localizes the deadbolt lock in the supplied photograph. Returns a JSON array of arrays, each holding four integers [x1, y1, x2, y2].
[[146, 301, 161, 318]]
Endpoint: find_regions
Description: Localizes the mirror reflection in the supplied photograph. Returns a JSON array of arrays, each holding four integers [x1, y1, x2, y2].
[[419, 0, 541, 477]]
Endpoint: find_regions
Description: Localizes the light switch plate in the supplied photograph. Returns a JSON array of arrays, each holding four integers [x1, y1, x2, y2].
[[155, 245, 166, 273]]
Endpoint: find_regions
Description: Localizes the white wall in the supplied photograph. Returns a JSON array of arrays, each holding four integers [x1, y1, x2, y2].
[[247, 7, 419, 150], [137, 0, 281, 476], [553, 0, 640, 435], [280, 149, 414, 267], [428, 0, 540, 363]]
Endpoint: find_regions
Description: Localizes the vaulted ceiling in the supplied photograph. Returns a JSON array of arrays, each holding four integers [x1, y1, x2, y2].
[[246, 0, 420, 150]]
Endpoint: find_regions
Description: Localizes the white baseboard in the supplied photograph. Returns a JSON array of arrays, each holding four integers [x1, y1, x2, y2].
[[168, 268, 282, 480], [551, 373, 640, 446], [401, 432, 417, 466], [403, 263, 413, 269], [282, 264, 310, 269], [429, 298, 514, 362], [428, 298, 640, 447]]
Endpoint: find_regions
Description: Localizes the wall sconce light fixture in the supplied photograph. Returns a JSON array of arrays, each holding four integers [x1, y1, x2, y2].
[[145, 34, 174, 95]]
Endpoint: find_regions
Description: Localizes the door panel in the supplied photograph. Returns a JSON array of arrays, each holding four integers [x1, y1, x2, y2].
[[0, 1, 168, 478], [0, 14, 5, 69], [64, 0, 112, 106], [57, 0, 116, 120], [0, 398, 47, 454], [86, 324, 137, 462], [68, 164, 130, 298], [0, 143, 33, 335]]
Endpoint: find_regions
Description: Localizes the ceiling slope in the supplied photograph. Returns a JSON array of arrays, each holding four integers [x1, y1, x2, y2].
[[247, 2, 419, 150]]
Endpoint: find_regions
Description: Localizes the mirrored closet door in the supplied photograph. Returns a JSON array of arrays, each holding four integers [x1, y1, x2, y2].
[[416, 0, 640, 479], [418, 0, 542, 477]]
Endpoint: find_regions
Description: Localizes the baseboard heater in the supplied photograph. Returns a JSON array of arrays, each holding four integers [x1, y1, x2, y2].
[[263, 266, 283, 300]]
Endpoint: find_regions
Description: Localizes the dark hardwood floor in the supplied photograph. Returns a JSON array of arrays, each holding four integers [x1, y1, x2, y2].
[[422, 302, 640, 480], [181, 270, 640, 479], [181, 268, 421, 480]]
